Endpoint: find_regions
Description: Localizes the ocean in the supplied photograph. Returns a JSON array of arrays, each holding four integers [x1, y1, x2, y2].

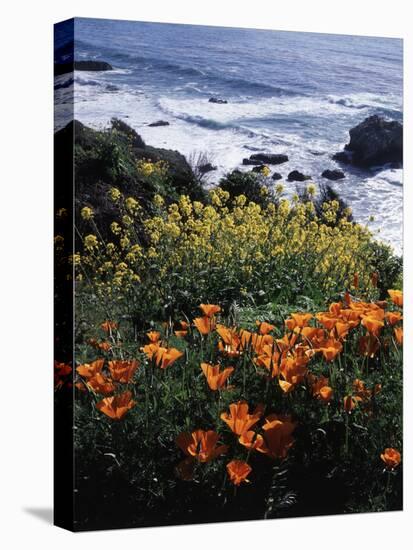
[[55, 18, 403, 253]]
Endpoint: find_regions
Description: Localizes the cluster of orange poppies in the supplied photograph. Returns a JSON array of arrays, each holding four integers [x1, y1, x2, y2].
[[140, 331, 184, 369], [174, 291, 402, 484], [56, 288, 402, 488], [76, 358, 138, 419]]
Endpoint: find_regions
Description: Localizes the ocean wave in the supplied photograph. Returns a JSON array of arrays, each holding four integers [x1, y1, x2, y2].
[[327, 92, 402, 112]]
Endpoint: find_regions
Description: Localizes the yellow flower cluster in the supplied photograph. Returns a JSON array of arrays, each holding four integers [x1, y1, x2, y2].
[[78, 188, 378, 308], [141, 189, 374, 294], [136, 158, 168, 178]]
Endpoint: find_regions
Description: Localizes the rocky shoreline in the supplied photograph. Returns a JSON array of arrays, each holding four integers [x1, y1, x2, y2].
[[141, 110, 403, 183]]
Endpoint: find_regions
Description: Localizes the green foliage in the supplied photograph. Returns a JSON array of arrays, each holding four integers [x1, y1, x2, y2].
[[219, 169, 270, 206]]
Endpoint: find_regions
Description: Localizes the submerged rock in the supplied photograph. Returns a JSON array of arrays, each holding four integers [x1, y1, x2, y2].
[[148, 120, 170, 127], [287, 170, 311, 182], [208, 97, 228, 104], [322, 169, 345, 180], [249, 153, 289, 165], [335, 115, 403, 167]]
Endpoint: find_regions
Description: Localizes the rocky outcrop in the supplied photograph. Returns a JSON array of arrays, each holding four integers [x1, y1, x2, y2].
[[288, 170, 311, 182], [148, 120, 170, 127], [271, 172, 282, 180], [54, 60, 113, 76], [209, 97, 228, 104], [54, 119, 205, 243], [248, 153, 289, 165], [322, 169, 345, 181], [332, 151, 352, 164], [334, 115, 403, 167]]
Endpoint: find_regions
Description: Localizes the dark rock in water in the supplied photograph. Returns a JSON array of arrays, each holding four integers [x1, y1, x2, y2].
[[249, 153, 289, 165], [243, 158, 264, 166], [272, 172, 282, 180], [252, 165, 269, 173], [199, 163, 217, 174], [148, 120, 170, 127], [55, 59, 113, 76], [288, 170, 311, 182], [322, 169, 345, 181], [209, 97, 228, 104], [75, 60, 113, 71], [341, 115, 402, 167], [332, 151, 352, 164]]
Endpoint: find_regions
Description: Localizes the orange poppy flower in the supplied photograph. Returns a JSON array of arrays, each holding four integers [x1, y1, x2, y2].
[[55, 361, 72, 377], [279, 356, 308, 393], [316, 313, 339, 331], [98, 341, 112, 352], [309, 375, 333, 403], [380, 448, 401, 470], [256, 321, 275, 335], [248, 332, 274, 354], [176, 429, 228, 463], [76, 359, 104, 379], [220, 401, 262, 435], [194, 316, 215, 335], [87, 373, 115, 395], [290, 313, 313, 328], [216, 324, 243, 356], [388, 289, 403, 308], [300, 326, 323, 343], [108, 359, 139, 383], [199, 303, 221, 317], [141, 342, 160, 360], [101, 320, 118, 333], [339, 308, 361, 325], [147, 331, 161, 343], [201, 363, 234, 390], [352, 379, 371, 402], [334, 321, 351, 339], [394, 327, 403, 346], [259, 415, 296, 459], [276, 332, 299, 352], [359, 335, 380, 357], [54, 361, 72, 389], [361, 315, 384, 337], [226, 460, 252, 486], [385, 312, 403, 326], [343, 395, 361, 413], [155, 346, 183, 369], [255, 346, 280, 377], [238, 430, 266, 452], [96, 390, 136, 420], [329, 302, 342, 316], [314, 338, 343, 362], [285, 318, 297, 331]]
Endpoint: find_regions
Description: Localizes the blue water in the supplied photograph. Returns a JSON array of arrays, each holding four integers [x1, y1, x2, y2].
[[55, 18, 403, 253]]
